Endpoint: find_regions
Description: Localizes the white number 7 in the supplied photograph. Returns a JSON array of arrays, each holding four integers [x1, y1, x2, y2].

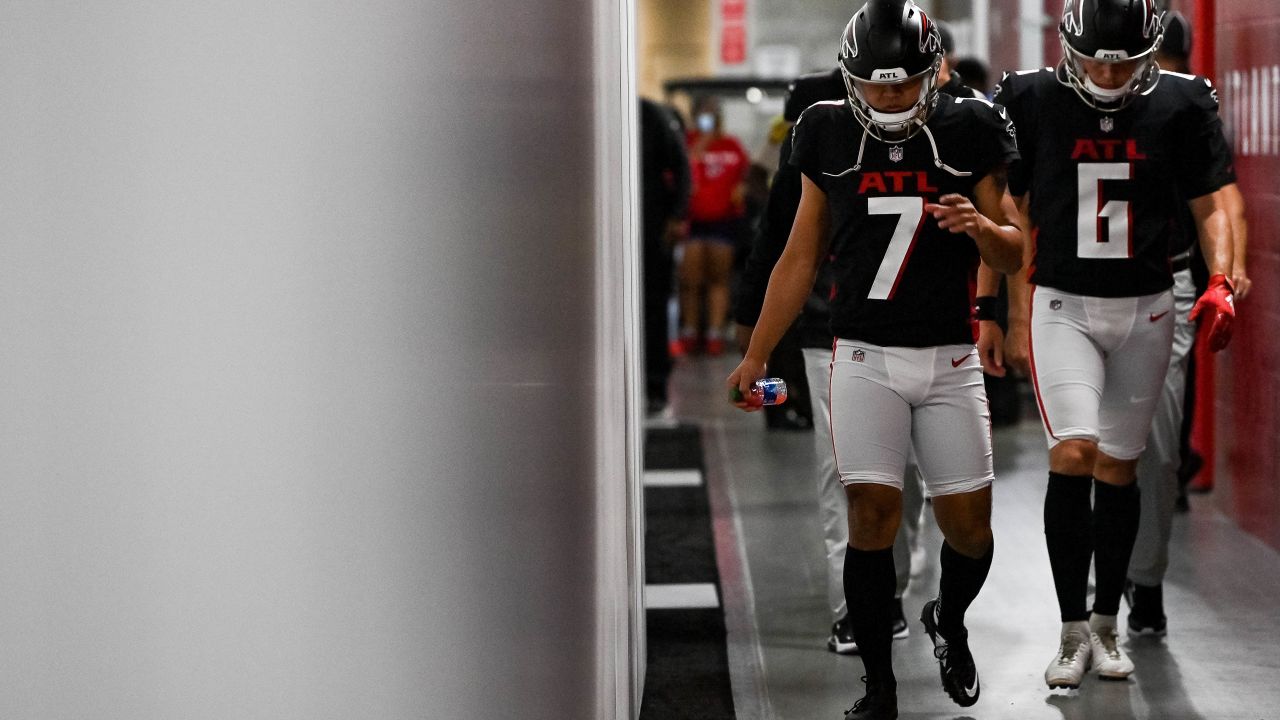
[[867, 196, 926, 300]]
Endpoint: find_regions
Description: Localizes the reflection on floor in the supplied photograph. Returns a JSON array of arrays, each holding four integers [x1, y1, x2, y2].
[[668, 354, 1280, 720]]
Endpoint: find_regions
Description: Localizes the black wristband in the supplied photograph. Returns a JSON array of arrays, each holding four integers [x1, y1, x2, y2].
[[975, 296, 999, 322]]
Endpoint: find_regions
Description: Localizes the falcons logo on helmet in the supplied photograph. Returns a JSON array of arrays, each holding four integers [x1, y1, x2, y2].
[[1062, 0, 1084, 36], [917, 10, 942, 54], [843, 8, 864, 58], [1139, 0, 1161, 39]]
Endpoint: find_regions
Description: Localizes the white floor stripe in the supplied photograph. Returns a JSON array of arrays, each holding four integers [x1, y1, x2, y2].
[[645, 582, 720, 609], [643, 414, 681, 430], [644, 469, 703, 487]]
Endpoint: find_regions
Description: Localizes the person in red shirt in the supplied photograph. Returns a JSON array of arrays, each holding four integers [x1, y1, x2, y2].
[[680, 98, 750, 356]]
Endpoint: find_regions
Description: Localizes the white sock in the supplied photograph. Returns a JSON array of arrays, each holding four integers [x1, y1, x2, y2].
[[1089, 613, 1118, 634]]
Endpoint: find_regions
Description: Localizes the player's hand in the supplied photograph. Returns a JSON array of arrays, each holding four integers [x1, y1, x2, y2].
[[726, 357, 767, 412], [926, 194, 988, 239], [1231, 266, 1252, 301], [1004, 320, 1030, 377], [734, 324, 754, 356], [977, 320, 1006, 377], [1189, 274, 1236, 352]]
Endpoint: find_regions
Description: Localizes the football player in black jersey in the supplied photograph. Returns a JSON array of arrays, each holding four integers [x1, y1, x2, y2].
[[736, 64, 929, 659], [727, 1, 1023, 717], [986, 0, 1236, 690]]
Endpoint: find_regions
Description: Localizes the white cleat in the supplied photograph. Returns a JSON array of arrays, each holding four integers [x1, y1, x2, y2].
[[1045, 622, 1092, 689], [1090, 626, 1135, 680]]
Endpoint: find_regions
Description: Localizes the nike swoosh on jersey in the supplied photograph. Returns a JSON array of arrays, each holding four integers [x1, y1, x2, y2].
[[1149, 311, 1170, 322], [951, 354, 970, 367]]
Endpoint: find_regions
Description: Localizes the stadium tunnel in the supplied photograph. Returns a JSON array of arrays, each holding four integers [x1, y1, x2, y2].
[[0, 1, 1276, 718]]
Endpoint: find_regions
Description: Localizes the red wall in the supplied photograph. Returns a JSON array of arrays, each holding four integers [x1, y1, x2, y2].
[[987, 0, 1022, 78], [1215, 1, 1280, 551], [1044, 0, 1064, 67]]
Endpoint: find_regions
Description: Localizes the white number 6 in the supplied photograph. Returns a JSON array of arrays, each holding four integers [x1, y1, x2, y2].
[[1076, 163, 1132, 259]]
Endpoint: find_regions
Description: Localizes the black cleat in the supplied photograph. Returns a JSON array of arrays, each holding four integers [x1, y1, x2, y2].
[[827, 615, 859, 654], [890, 597, 910, 640], [830, 603, 904, 653], [843, 676, 898, 719], [920, 599, 980, 707], [1124, 581, 1168, 637]]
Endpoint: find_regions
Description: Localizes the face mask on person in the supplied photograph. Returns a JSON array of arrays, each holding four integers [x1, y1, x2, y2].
[[696, 113, 715, 133]]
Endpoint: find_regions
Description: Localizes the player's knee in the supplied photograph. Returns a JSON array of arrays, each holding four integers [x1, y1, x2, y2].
[[1095, 453, 1139, 485], [849, 521, 898, 549], [1050, 439, 1097, 474], [849, 503, 898, 540], [846, 486, 901, 548], [946, 521, 993, 558], [934, 493, 993, 556]]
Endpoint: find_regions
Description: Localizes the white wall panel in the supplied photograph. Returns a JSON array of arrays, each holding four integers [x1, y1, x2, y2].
[[0, 1, 637, 718]]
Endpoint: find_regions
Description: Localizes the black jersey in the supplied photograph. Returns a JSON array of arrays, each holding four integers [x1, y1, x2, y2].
[[790, 96, 1018, 347], [994, 67, 1235, 298]]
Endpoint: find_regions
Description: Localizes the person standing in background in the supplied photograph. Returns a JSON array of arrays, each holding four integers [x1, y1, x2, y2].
[[640, 98, 691, 416], [935, 22, 986, 101], [679, 98, 750, 357], [953, 58, 992, 97], [1121, 9, 1253, 637]]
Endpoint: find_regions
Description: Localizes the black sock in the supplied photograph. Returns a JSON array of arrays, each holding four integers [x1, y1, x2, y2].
[[1130, 581, 1163, 614], [1092, 479, 1140, 616], [938, 540, 994, 638], [1044, 472, 1093, 622], [845, 545, 897, 687]]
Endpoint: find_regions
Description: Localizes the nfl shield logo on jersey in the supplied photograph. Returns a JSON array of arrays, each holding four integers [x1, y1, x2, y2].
[[1100, 116, 1115, 133], [852, 349, 866, 362], [889, 145, 904, 163]]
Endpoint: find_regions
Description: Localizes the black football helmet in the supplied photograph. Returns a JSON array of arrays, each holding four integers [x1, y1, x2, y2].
[[1161, 11, 1192, 60], [838, 0, 943, 140], [1059, 0, 1164, 111]]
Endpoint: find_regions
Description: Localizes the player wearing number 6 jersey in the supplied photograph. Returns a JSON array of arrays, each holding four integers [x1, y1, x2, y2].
[[727, 1, 1022, 717], [985, 0, 1235, 691]]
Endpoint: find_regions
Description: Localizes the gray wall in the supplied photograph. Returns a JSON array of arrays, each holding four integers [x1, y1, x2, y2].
[[0, 2, 637, 718], [752, 0, 854, 74], [751, 0, 940, 76]]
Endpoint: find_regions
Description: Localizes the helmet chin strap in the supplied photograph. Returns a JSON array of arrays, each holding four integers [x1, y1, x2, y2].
[[867, 105, 918, 126], [1083, 74, 1136, 100]]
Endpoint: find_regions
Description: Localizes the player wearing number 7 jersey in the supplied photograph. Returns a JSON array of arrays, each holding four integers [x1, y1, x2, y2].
[[726, 1, 1022, 716], [986, 0, 1235, 691]]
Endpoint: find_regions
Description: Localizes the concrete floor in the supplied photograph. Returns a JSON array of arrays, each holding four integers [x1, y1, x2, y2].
[[667, 354, 1280, 720]]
